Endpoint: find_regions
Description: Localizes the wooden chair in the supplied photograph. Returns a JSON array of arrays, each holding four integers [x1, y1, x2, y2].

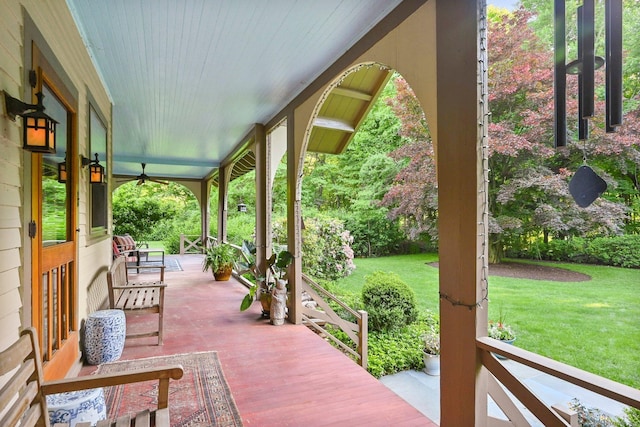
[[107, 256, 166, 345], [0, 327, 183, 427]]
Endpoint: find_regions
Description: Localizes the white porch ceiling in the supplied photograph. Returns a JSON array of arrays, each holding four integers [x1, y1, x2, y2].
[[66, 0, 404, 181]]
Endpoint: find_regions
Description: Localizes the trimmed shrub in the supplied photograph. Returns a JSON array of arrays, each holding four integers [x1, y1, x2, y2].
[[509, 235, 640, 268], [614, 407, 640, 427], [362, 271, 417, 332], [367, 312, 438, 378], [587, 235, 640, 268]]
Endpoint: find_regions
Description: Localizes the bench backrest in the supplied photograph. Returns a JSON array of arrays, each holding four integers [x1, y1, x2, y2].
[[107, 256, 129, 307], [0, 327, 50, 427]]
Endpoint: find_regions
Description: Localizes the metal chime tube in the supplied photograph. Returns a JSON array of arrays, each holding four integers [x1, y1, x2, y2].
[[554, 0, 623, 148], [577, 5, 589, 140], [606, 0, 623, 130], [582, 0, 595, 119], [554, 0, 567, 147]]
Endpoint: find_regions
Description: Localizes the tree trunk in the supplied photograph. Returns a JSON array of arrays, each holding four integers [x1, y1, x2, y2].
[[489, 235, 503, 264]]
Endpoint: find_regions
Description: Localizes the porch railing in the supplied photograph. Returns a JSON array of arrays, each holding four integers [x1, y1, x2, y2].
[[226, 249, 368, 369], [300, 273, 368, 369], [179, 234, 204, 254], [477, 337, 640, 426]]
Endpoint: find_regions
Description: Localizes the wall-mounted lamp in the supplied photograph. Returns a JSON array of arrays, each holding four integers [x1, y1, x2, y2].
[[57, 156, 67, 183], [2, 91, 58, 153], [237, 202, 247, 213], [81, 153, 104, 184]]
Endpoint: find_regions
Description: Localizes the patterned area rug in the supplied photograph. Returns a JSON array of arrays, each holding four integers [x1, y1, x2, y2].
[[97, 352, 242, 427]]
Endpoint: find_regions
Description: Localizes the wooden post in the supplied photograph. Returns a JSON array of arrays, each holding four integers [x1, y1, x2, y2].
[[436, 1, 488, 425], [358, 310, 368, 369], [287, 112, 303, 324], [254, 123, 269, 278]]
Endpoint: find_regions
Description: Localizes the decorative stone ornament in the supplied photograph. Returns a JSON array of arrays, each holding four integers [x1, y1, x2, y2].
[[270, 279, 287, 325]]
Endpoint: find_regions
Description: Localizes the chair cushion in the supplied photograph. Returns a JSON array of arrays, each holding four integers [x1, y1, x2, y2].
[[112, 239, 121, 257], [122, 234, 136, 250]]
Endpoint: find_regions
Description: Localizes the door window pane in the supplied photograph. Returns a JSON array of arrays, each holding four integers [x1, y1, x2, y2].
[[41, 85, 69, 246]]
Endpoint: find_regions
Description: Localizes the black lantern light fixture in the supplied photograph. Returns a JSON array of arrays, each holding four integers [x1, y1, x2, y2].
[[57, 156, 67, 183], [2, 90, 58, 153], [81, 153, 105, 184]]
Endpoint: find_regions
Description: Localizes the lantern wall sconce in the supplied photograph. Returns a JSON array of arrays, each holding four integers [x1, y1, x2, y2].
[[81, 153, 105, 184], [57, 156, 67, 183], [2, 90, 58, 153]]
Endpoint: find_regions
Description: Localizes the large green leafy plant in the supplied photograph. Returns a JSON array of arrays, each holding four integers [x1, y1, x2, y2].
[[237, 241, 293, 311]]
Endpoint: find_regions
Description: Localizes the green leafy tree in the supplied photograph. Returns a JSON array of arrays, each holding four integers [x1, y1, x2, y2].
[[344, 153, 404, 257], [113, 182, 184, 243]]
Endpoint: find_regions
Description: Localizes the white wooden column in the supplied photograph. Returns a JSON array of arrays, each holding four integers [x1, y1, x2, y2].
[[436, 0, 489, 425]]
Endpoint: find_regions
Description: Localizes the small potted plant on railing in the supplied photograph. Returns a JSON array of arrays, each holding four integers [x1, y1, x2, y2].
[[422, 327, 440, 376], [237, 240, 293, 325], [202, 243, 236, 281], [488, 314, 516, 360], [488, 319, 516, 343]]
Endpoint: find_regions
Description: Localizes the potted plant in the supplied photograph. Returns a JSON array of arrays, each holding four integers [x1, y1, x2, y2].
[[422, 327, 440, 376], [488, 320, 516, 342], [237, 241, 293, 322], [488, 314, 516, 360], [202, 243, 236, 281]]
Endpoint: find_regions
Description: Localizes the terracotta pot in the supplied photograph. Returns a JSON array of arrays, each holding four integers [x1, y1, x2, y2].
[[213, 266, 232, 281], [259, 291, 272, 317]]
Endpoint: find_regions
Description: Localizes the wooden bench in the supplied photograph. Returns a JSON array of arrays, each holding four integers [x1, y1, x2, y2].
[[0, 327, 183, 427], [107, 256, 166, 345]]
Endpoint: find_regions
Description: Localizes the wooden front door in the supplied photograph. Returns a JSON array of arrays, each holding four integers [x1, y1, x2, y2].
[[30, 62, 79, 380]]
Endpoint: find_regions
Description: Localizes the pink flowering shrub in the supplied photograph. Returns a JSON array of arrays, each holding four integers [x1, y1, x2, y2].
[[273, 215, 355, 280]]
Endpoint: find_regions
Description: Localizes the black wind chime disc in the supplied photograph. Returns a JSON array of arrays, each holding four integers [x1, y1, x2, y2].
[[569, 165, 607, 208]]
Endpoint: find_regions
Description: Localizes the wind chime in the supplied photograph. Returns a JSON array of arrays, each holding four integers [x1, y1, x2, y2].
[[554, 0, 623, 207]]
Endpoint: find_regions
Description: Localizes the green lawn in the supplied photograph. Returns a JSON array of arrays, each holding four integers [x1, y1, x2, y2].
[[146, 241, 167, 251], [335, 254, 640, 389]]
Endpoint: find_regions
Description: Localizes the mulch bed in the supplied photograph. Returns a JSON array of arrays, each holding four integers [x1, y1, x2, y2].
[[429, 261, 591, 282]]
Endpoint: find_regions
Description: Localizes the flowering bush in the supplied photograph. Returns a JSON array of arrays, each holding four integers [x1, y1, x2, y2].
[[488, 320, 516, 341], [274, 215, 355, 281]]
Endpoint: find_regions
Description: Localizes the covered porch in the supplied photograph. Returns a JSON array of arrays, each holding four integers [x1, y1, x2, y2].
[[81, 254, 435, 426], [2, 0, 639, 426]]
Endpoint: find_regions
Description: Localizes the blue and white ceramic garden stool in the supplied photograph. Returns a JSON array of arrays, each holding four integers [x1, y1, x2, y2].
[[84, 309, 126, 365], [47, 388, 107, 427]]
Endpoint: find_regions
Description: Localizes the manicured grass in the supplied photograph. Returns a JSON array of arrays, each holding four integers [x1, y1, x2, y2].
[[146, 240, 167, 251], [335, 254, 640, 389]]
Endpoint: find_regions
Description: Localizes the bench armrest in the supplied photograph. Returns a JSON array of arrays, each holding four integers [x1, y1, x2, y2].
[[42, 365, 184, 409]]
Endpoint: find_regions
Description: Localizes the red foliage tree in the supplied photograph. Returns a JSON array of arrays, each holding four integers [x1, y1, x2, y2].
[[381, 77, 438, 240]]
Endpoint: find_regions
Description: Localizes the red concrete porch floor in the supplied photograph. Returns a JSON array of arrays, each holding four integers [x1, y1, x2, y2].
[[80, 254, 436, 426]]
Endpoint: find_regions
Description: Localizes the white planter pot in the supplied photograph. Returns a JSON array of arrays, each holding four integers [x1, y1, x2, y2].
[[423, 352, 440, 376]]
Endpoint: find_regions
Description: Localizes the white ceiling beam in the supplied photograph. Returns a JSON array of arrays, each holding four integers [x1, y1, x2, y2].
[[313, 117, 355, 132], [331, 87, 373, 101]]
